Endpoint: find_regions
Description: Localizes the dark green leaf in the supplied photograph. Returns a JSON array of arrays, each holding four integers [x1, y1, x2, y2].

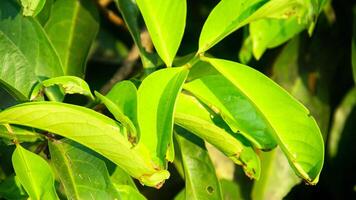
[[0, 0, 64, 98], [48, 139, 121, 199], [175, 127, 223, 200], [12, 145, 58, 200], [0, 175, 28, 200], [44, 0, 99, 77]]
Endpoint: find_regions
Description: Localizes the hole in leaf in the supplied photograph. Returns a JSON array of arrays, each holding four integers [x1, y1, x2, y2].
[[206, 186, 214, 194]]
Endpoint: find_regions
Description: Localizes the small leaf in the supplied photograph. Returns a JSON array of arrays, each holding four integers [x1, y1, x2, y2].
[[111, 166, 137, 189], [252, 147, 300, 200], [202, 57, 324, 184], [175, 127, 223, 200], [12, 145, 58, 200], [175, 93, 261, 179], [48, 139, 121, 199], [44, 0, 99, 77], [135, 0, 187, 66], [184, 75, 277, 150], [0, 102, 169, 187], [136, 67, 188, 167], [198, 0, 318, 53], [220, 179, 243, 200], [31, 76, 94, 100], [21, 0, 46, 17], [0, 0, 63, 98], [250, 17, 305, 59]]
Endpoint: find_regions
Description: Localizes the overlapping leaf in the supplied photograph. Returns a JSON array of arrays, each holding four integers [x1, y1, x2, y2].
[[136, 0, 186, 66], [184, 75, 277, 150], [0, 0, 63, 98], [198, 0, 320, 53], [136, 67, 188, 167], [0, 102, 169, 187], [49, 139, 121, 199], [175, 127, 223, 200], [175, 93, 261, 179], [44, 0, 99, 77], [201, 57, 324, 184]]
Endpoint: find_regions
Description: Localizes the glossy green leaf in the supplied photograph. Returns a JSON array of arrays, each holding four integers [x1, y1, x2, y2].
[[175, 93, 261, 179], [175, 127, 223, 200], [20, 0, 46, 17], [202, 57, 324, 184], [135, 0, 186, 66], [0, 0, 63, 98], [136, 67, 188, 167], [48, 139, 121, 199], [352, 6, 356, 83], [328, 88, 356, 158], [0, 102, 169, 187], [12, 145, 58, 200], [184, 75, 277, 150], [0, 124, 41, 144], [44, 0, 99, 77], [198, 0, 317, 53], [252, 147, 300, 200], [31, 76, 94, 101], [250, 17, 305, 59], [36, 0, 53, 25]]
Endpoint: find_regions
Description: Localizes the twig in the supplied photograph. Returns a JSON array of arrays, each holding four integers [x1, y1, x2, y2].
[[97, 0, 126, 28], [100, 30, 153, 94]]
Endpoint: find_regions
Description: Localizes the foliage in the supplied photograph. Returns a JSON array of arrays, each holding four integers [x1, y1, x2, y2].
[[0, 0, 354, 199]]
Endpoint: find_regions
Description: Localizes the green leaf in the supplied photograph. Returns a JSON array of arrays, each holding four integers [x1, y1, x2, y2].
[[352, 6, 356, 83], [0, 124, 41, 144], [328, 88, 356, 158], [175, 127, 223, 200], [135, 0, 186, 66], [96, 81, 139, 141], [0, 102, 169, 187], [0, 81, 27, 110], [250, 17, 305, 59], [36, 0, 54, 25], [198, 0, 317, 53], [113, 0, 154, 68], [115, 185, 147, 200], [44, 0, 99, 77], [252, 147, 300, 200], [111, 166, 137, 189], [202, 57, 324, 184], [31, 76, 94, 101], [20, 0, 46, 17], [220, 179, 243, 200], [48, 139, 121, 199], [0, 0, 64, 98], [12, 145, 58, 200], [136, 67, 189, 167], [184, 75, 277, 150], [175, 93, 261, 179]]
